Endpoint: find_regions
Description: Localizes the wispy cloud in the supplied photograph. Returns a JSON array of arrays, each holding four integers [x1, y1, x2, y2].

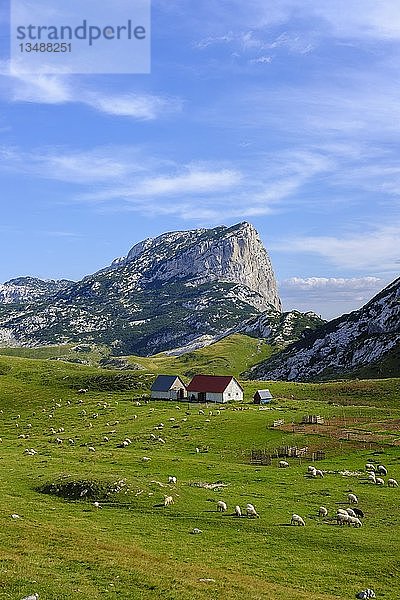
[[279, 274, 393, 319], [1, 66, 182, 120], [273, 225, 400, 272]]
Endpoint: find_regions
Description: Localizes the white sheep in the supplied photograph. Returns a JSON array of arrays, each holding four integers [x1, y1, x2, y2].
[[20, 594, 39, 600], [348, 516, 362, 527], [365, 463, 376, 471], [168, 476, 177, 484], [93, 501, 101, 508], [191, 528, 202, 534], [217, 501, 227, 512], [246, 503, 259, 518], [291, 513, 305, 526], [234, 505, 242, 517], [164, 495, 174, 506], [375, 477, 385, 486], [279, 460, 289, 468], [348, 493, 358, 504], [337, 512, 350, 526], [314, 469, 324, 478], [307, 465, 316, 473], [142, 456, 151, 462], [88, 446, 96, 452], [346, 508, 356, 518], [388, 478, 399, 487], [377, 465, 387, 476], [318, 506, 328, 517], [368, 473, 376, 483]]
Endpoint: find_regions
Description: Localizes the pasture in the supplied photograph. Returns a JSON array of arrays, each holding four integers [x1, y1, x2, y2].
[[0, 353, 399, 599]]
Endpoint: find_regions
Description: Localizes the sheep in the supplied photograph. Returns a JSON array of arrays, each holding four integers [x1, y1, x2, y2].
[[368, 473, 376, 483], [388, 478, 399, 487], [348, 493, 358, 504], [103, 436, 109, 442], [346, 508, 356, 518], [352, 507, 365, 518], [168, 476, 177, 484], [375, 477, 385, 486], [68, 438, 75, 445], [291, 513, 305, 526], [93, 501, 101, 508], [198, 410, 205, 415], [20, 594, 39, 600], [279, 460, 289, 468], [377, 465, 387, 476], [246, 503, 259, 518], [307, 465, 316, 473], [191, 528, 202, 534], [195, 447, 200, 453], [55, 437, 63, 445], [337, 509, 348, 515], [365, 463, 376, 472], [314, 469, 324, 478], [348, 516, 362, 527], [234, 505, 242, 517], [356, 588, 375, 599], [337, 512, 350, 526], [88, 446, 96, 452], [217, 501, 227, 512], [318, 506, 328, 517], [142, 456, 151, 462], [164, 495, 174, 507]]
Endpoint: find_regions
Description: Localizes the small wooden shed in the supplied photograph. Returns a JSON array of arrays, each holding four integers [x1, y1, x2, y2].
[[253, 389, 273, 404]]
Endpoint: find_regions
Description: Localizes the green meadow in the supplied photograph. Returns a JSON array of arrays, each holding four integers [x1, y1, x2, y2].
[[0, 339, 399, 599]]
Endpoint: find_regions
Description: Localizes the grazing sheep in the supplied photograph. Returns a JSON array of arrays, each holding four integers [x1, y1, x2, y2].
[[195, 447, 200, 453], [352, 507, 365, 518], [375, 477, 385, 486], [168, 476, 177, 484], [93, 501, 101, 508], [246, 503, 259, 518], [348, 493, 358, 504], [388, 478, 399, 488], [68, 438, 75, 445], [315, 469, 324, 478], [103, 436, 109, 442], [88, 446, 96, 452], [337, 509, 348, 515], [377, 465, 387, 476], [199, 410, 205, 415], [142, 456, 151, 462], [365, 463, 376, 472], [356, 588, 375, 599], [279, 460, 289, 468], [291, 513, 305, 526], [348, 516, 362, 527], [164, 495, 174, 507], [346, 508, 356, 518], [318, 506, 328, 517], [307, 465, 316, 473], [217, 501, 227, 512], [20, 594, 39, 600], [191, 528, 202, 534], [368, 473, 376, 483], [234, 505, 242, 517], [337, 512, 350, 526]]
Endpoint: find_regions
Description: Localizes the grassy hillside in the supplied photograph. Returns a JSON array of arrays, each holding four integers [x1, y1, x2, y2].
[[0, 353, 400, 599]]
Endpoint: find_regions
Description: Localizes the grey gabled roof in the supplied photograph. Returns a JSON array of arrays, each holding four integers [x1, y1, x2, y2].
[[255, 389, 273, 399], [151, 375, 185, 392]]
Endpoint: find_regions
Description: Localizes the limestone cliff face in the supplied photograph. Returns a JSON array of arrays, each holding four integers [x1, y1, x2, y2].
[[101, 222, 281, 312], [0, 277, 72, 305], [0, 222, 282, 355]]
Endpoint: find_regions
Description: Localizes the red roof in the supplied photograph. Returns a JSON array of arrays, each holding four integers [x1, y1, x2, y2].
[[187, 375, 242, 393]]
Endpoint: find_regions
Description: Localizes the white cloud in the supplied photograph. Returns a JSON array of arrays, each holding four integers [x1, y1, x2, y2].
[[281, 276, 384, 291], [273, 225, 400, 272], [1, 66, 181, 120], [279, 274, 393, 319]]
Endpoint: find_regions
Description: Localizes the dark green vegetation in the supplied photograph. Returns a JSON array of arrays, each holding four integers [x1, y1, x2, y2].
[[0, 351, 399, 599]]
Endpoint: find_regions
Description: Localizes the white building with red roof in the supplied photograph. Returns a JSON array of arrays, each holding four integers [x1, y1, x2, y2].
[[186, 375, 243, 403]]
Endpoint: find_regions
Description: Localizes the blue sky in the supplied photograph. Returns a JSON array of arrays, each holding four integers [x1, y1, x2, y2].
[[0, 0, 399, 319]]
